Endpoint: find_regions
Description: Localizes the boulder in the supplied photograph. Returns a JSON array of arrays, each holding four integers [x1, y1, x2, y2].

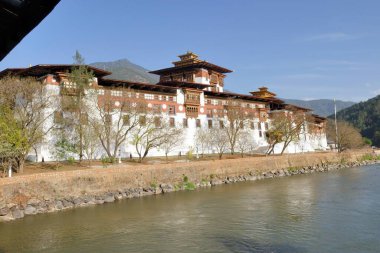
[[104, 195, 115, 203], [24, 205, 37, 215], [12, 209, 24, 219], [0, 207, 10, 216]]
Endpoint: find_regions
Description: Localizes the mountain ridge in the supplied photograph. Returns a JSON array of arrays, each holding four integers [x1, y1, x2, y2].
[[282, 98, 356, 117], [90, 58, 159, 84]]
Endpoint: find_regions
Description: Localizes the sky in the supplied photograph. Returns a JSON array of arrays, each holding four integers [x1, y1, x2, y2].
[[1, 0, 380, 102]]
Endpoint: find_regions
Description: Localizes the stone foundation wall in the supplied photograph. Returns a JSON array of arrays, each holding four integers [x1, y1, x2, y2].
[[0, 150, 377, 222]]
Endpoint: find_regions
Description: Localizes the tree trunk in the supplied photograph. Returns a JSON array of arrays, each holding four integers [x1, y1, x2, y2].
[[33, 147, 38, 162]]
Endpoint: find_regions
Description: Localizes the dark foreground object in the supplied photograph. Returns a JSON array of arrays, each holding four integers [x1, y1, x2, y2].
[[0, 0, 60, 61]]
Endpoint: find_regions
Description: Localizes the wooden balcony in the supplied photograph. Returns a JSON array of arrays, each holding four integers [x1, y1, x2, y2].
[[185, 98, 200, 105]]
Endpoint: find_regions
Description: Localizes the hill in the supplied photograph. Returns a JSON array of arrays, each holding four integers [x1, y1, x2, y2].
[[330, 95, 380, 145], [90, 59, 159, 84], [283, 99, 356, 117]]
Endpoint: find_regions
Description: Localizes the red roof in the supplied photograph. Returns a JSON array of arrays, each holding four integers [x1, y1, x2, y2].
[[98, 78, 177, 94], [0, 64, 111, 78]]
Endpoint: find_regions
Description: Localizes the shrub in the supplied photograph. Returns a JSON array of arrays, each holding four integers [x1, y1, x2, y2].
[[67, 156, 75, 165], [361, 154, 374, 161], [184, 182, 196, 190]]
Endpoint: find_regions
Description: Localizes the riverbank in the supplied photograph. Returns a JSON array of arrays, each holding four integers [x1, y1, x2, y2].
[[0, 150, 378, 222]]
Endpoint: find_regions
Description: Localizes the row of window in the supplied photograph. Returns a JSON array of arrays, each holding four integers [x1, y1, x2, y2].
[[97, 89, 176, 102], [204, 99, 265, 109]]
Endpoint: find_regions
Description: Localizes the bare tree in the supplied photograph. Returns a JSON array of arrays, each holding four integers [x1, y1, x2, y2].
[[89, 88, 145, 161], [0, 76, 56, 172], [223, 100, 250, 155], [209, 127, 229, 159], [160, 124, 184, 161], [327, 120, 364, 152], [266, 109, 308, 155], [194, 128, 209, 157], [131, 115, 169, 162], [236, 130, 253, 157]]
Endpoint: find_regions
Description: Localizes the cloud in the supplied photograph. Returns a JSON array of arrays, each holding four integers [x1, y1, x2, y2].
[[303, 32, 357, 42]]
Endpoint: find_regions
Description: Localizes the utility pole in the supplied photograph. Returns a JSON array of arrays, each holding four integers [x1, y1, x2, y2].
[[334, 98, 339, 152]]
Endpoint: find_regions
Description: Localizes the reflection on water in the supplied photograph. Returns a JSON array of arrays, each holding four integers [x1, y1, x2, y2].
[[0, 165, 379, 253]]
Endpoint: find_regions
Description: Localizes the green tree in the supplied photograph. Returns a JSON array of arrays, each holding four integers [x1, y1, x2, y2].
[[59, 51, 95, 162]]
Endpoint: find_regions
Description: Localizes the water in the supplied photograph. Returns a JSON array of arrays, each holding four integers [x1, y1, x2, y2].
[[1, 165, 380, 253]]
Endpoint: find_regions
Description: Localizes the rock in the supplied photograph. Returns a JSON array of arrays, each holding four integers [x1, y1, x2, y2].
[[73, 197, 84, 206], [0, 213, 13, 222], [104, 195, 115, 203], [115, 194, 123, 200], [55, 200, 63, 210], [154, 187, 163, 194], [0, 207, 10, 216], [24, 205, 37, 215], [160, 184, 175, 193], [12, 209, 24, 219], [27, 198, 40, 206], [62, 199, 74, 208], [210, 179, 223, 186]]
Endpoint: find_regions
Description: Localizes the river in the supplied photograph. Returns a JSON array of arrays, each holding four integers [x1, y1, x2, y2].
[[0, 165, 379, 253]]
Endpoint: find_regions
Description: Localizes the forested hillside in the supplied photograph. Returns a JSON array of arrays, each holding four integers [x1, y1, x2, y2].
[[331, 95, 380, 145]]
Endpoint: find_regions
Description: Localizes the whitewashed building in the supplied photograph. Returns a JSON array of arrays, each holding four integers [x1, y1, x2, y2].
[[0, 52, 328, 161]]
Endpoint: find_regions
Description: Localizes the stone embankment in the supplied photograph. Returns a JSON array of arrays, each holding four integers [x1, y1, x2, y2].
[[0, 150, 378, 222]]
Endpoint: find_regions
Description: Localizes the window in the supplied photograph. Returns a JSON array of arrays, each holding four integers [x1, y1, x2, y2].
[[54, 111, 63, 124], [111, 90, 122, 97], [186, 106, 198, 116], [144, 93, 154, 100], [259, 131, 263, 138], [154, 117, 161, 128], [239, 121, 244, 129], [170, 117, 175, 127], [123, 115, 130, 126], [219, 120, 224, 129], [196, 119, 201, 128], [183, 118, 188, 128], [258, 123, 262, 130], [250, 121, 255, 129], [168, 106, 176, 115], [208, 119, 213, 129], [97, 89, 104, 95], [139, 115, 146, 126], [265, 122, 269, 130], [207, 109, 213, 118]]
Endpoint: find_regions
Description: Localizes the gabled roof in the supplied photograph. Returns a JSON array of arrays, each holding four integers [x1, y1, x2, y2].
[[98, 78, 177, 94], [150, 61, 233, 75], [0, 64, 112, 78]]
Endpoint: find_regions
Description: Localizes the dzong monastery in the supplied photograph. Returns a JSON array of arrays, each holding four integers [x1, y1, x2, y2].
[[0, 52, 328, 161]]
